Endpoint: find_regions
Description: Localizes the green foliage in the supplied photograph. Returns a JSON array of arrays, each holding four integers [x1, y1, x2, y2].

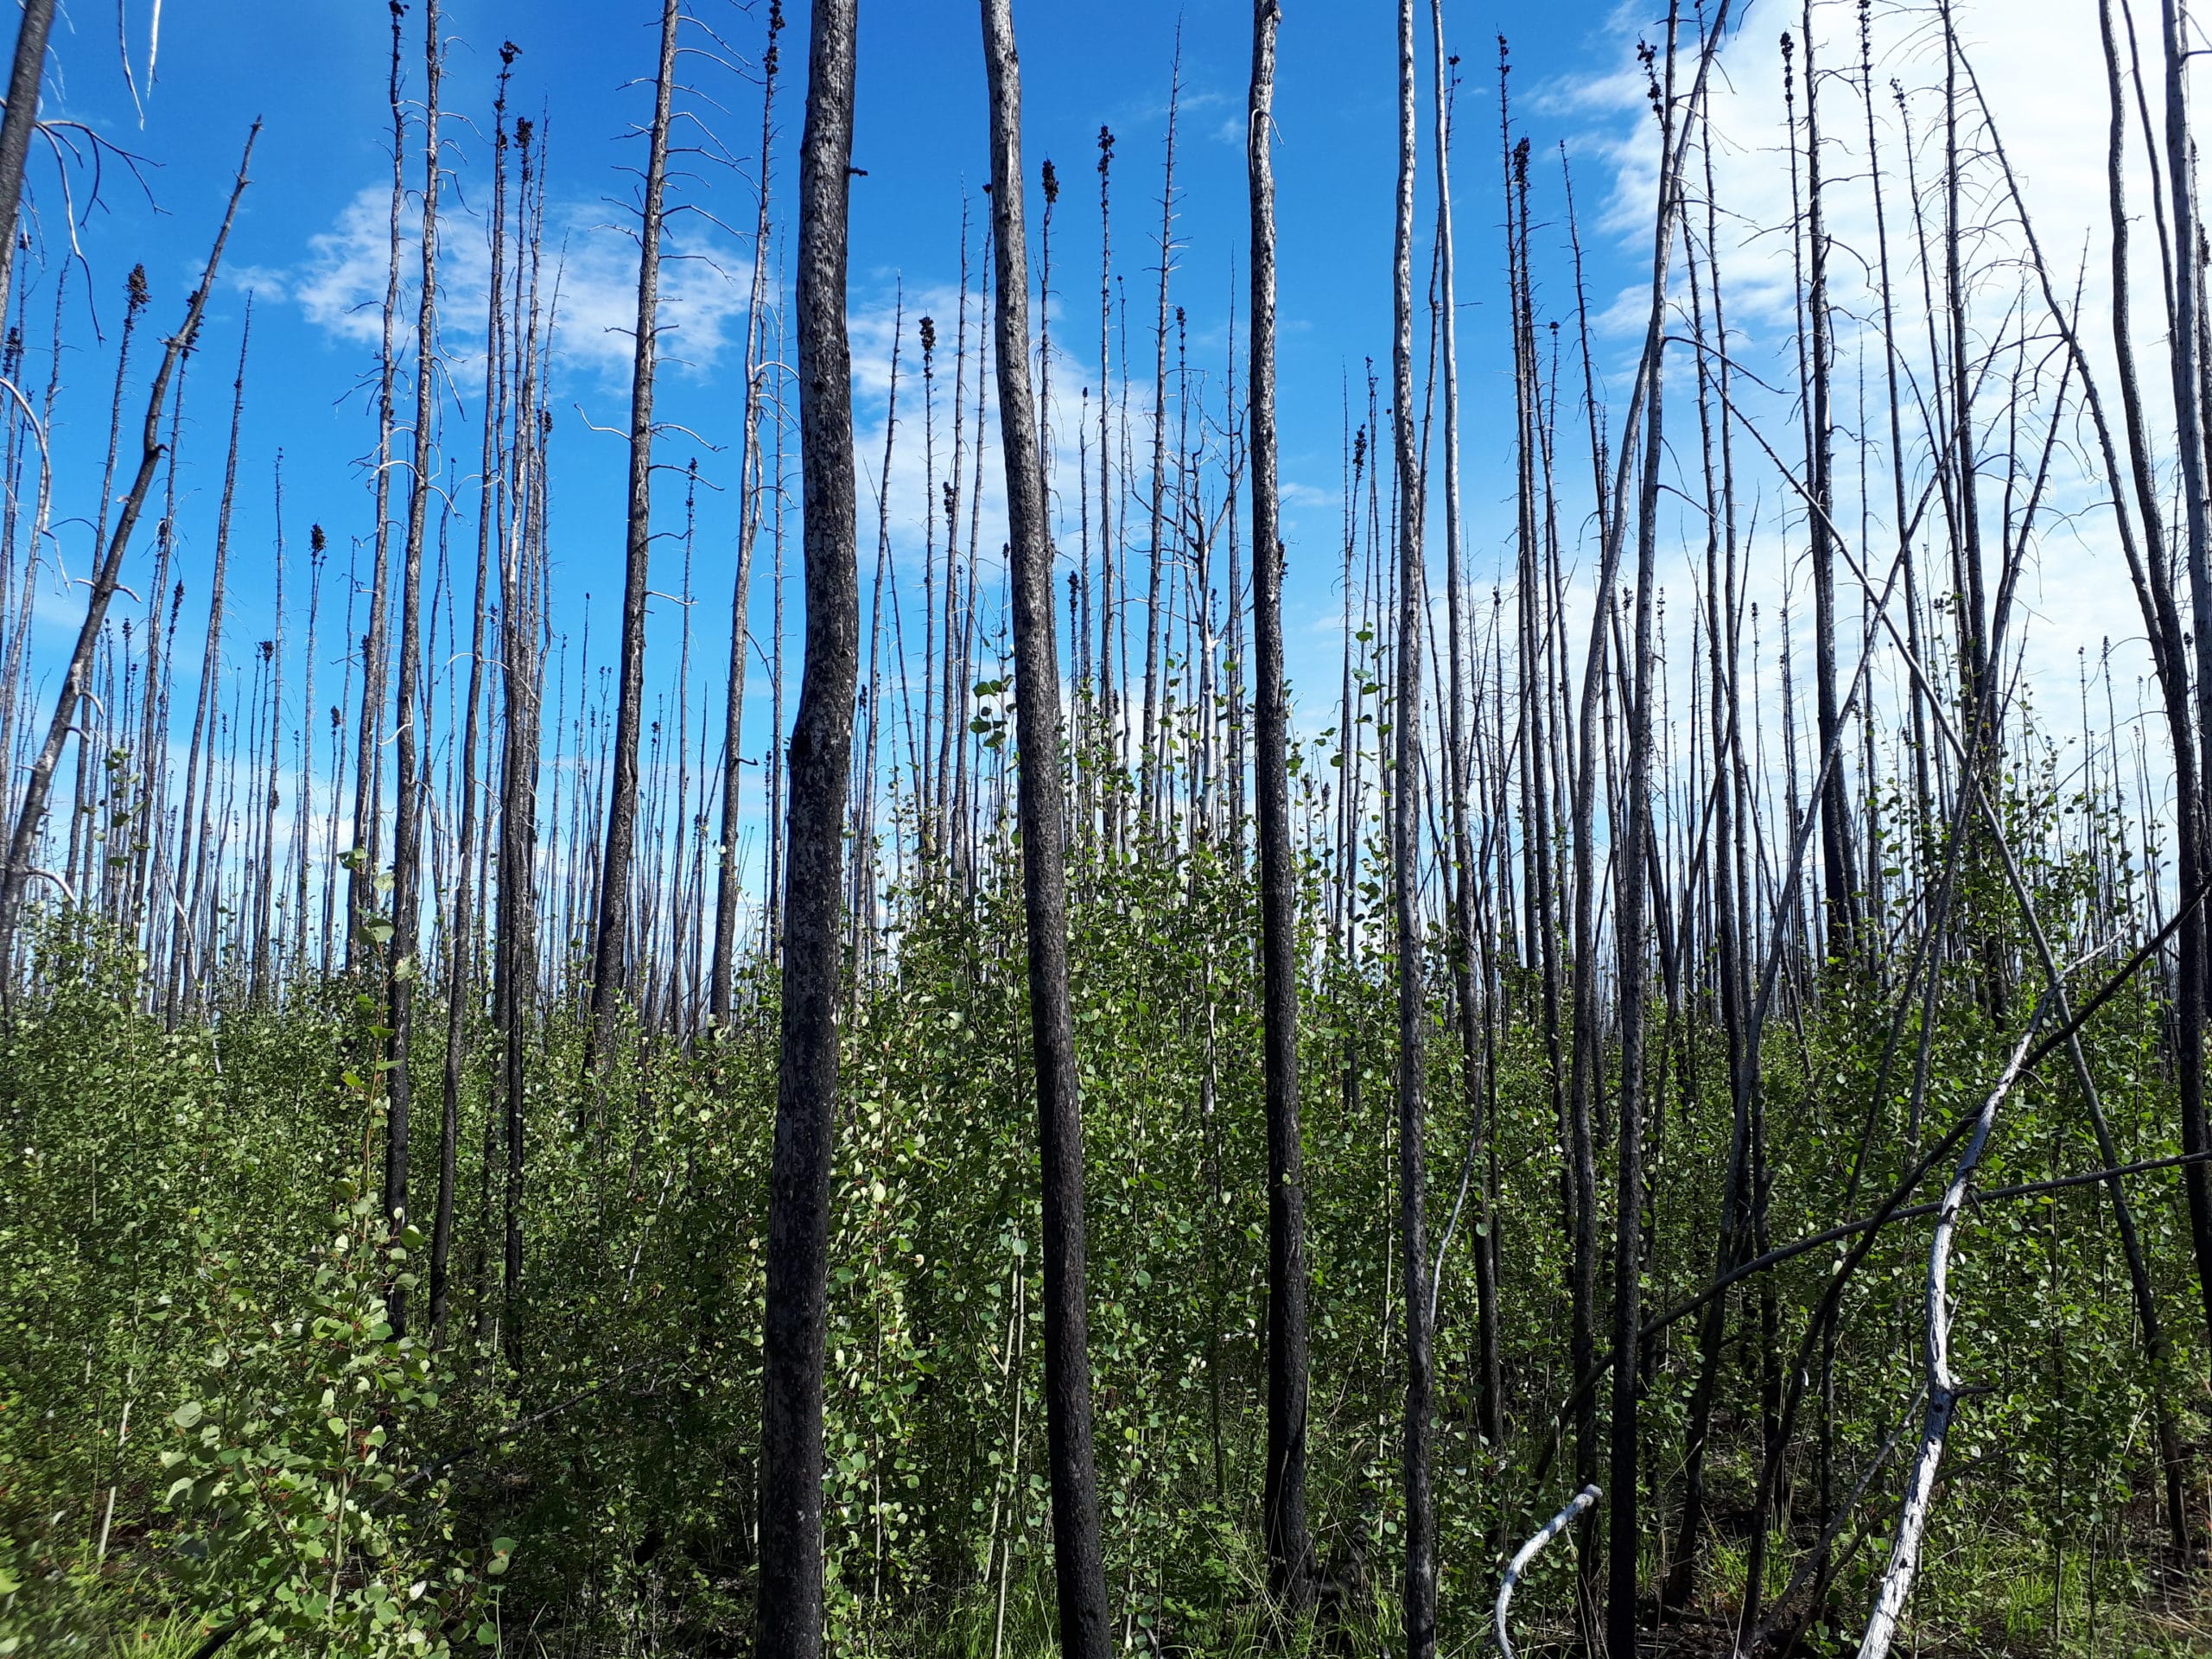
[[6, 770, 2212, 1655], [154, 1182, 505, 1656]]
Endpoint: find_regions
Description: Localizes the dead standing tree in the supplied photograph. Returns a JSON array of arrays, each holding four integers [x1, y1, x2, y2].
[[2154, 0, 2212, 1367], [585, 0, 682, 1090], [1607, 19, 1678, 1655], [429, 36, 515, 1351], [1246, 0, 1316, 1613], [0, 127, 257, 964], [752, 1, 861, 1656], [348, 0, 410, 965], [980, 3, 1111, 1655], [492, 113, 547, 1358], [711, 0, 785, 1034], [1388, 3, 1434, 1656], [384, 0, 443, 1337]]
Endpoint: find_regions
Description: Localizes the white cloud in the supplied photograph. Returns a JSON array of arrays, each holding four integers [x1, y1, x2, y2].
[[241, 181, 754, 387], [1527, 0, 2181, 804]]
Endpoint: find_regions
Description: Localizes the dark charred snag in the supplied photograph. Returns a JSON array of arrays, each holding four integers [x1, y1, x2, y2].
[[585, 0, 682, 1093], [1138, 54, 1180, 834], [348, 1, 410, 969], [0, 0, 56, 318], [431, 38, 516, 1351], [383, 0, 443, 1337], [979, 3, 1112, 1654], [1248, 0, 1317, 1614], [493, 116, 547, 1363], [1388, 3, 1434, 1656], [752, 3, 861, 1656], [2154, 0, 2212, 1375], [1608, 17, 1678, 1651]]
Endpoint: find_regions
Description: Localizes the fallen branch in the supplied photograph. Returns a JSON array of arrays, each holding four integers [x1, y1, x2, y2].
[[1511, 871, 2209, 1519], [1749, 1385, 1924, 1656], [1496, 1483, 1599, 1659], [1855, 979, 2064, 1659]]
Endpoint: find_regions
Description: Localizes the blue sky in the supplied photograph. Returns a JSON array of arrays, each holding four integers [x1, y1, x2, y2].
[[16, 0, 2161, 886], [22, 1, 1662, 755]]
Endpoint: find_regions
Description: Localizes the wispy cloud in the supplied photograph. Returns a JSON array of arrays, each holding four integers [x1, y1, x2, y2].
[[1533, 0, 2164, 713], [237, 182, 754, 385]]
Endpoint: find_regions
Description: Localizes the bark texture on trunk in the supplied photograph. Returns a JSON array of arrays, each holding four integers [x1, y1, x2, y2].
[[753, 3, 860, 1656], [979, 3, 1111, 1653], [587, 0, 683, 1083], [1247, 0, 1315, 1612]]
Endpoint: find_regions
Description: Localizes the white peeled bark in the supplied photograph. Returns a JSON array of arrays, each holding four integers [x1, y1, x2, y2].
[[1855, 1000, 2054, 1659], [1495, 1483, 1599, 1659]]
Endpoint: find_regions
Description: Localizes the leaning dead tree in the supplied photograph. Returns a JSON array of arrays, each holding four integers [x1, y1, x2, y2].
[[1496, 1485, 1599, 1659], [1854, 1000, 2056, 1659], [0, 0, 55, 324], [0, 125, 257, 963]]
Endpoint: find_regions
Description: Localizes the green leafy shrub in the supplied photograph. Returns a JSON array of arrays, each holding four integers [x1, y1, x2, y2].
[[156, 1179, 510, 1656]]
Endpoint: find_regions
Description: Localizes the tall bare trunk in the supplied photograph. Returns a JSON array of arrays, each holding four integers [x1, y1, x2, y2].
[[349, 4, 409, 964], [2156, 0, 2212, 1365], [1096, 127, 1117, 821], [1796, 6, 1853, 960], [712, 0, 785, 1032], [431, 41, 513, 1351], [978, 8, 1111, 1651], [752, 2, 860, 1653], [1608, 24, 1678, 1650], [1248, 0, 1314, 1611], [586, 0, 682, 1086], [493, 117, 546, 1362], [170, 315, 251, 1021], [1388, 4, 1433, 1655], [1428, 0, 1499, 1459], [1139, 60, 1179, 831], [383, 0, 442, 1336]]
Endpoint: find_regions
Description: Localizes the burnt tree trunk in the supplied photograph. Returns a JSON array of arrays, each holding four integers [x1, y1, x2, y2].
[[347, 3, 409, 965], [1247, 0, 1316, 1612], [711, 0, 785, 1034], [384, 0, 442, 1337], [2156, 0, 2212, 1373], [752, 2, 861, 1655], [0, 0, 55, 321], [1389, 3, 1433, 1656], [585, 0, 682, 1088], [980, 3, 1112, 1653]]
